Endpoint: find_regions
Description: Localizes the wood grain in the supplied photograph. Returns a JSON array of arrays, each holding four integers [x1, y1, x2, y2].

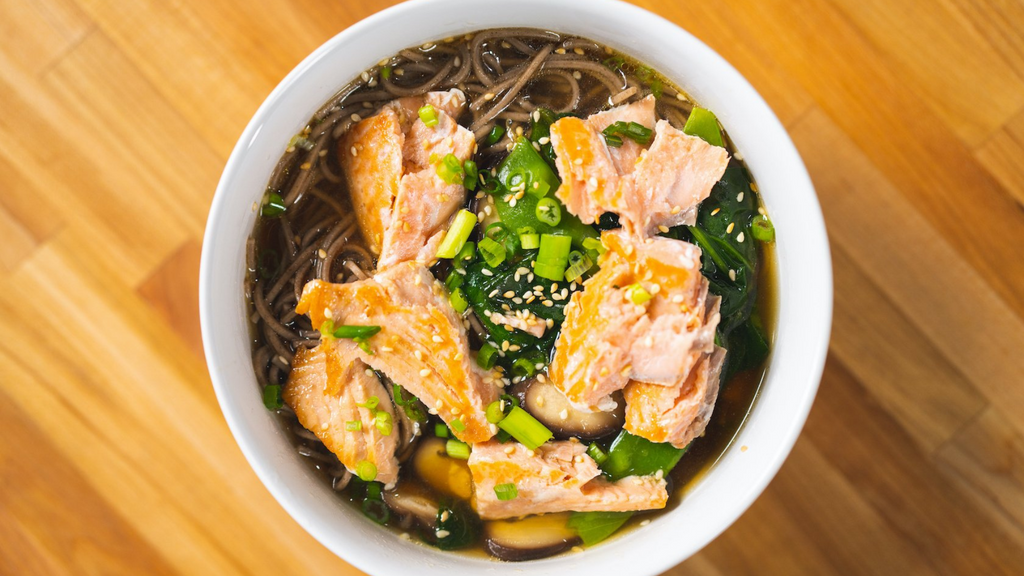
[[1, 0, 1022, 574]]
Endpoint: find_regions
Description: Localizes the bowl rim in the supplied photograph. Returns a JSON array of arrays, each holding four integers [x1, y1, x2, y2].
[[200, 0, 832, 574]]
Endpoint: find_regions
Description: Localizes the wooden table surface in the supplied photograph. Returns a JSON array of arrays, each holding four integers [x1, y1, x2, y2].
[[2, 0, 1024, 574]]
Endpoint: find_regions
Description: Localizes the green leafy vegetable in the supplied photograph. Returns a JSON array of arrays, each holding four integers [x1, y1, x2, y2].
[[682, 107, 724, 147], [431, 500, 478, 550], [601, 430, 686, 481], [567, 511, 633, 546], [261, 192, 287, 217]]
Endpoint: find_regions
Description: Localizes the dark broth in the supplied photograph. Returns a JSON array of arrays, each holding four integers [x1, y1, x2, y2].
[[245, 28, 776, 560]]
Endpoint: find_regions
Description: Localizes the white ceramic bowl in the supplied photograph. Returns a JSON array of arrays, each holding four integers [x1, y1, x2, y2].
[[200, 0, 832, 574]]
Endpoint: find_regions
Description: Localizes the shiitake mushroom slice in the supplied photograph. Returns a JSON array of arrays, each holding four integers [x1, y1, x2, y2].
[[484, 513, 581, 561], [511, 378, 624, 440], [411, 437, 473, 499], [382, 485, 439, 529]]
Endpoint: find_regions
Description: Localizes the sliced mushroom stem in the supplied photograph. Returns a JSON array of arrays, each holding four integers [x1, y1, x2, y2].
[[484, 512, 581, 561]]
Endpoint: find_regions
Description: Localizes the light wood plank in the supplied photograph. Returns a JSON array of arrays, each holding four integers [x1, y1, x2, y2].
[[975, 108, 1024, 208]]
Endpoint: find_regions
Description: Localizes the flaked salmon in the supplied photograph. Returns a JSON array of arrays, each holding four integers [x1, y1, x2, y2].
[[468, 440, 668, 519], [586, 95, 656, 177], [549, 99, 728, 235], [296, 262, 499, 443], [633, 120, 729, 233], [283, 344, 400, 486], [339, 89, 475, 268], [548, 230, 717, 410], [624, 345, 726, 449], [549, 116, 631, 225]]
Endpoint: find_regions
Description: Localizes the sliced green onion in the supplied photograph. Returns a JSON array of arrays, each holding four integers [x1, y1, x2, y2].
[[476, 343, 499, 370], [752, 215, 775, 242], [535, 197, 562, 226], [435, 423, 449, 438], [354, 337, 373, 355], [534, 234, 572, 281], [455, 240, 476, 264], [682, 107, 724, 147], [494, 483, 518, 501], [366, 481, 383, 500], [374, 411, 393, 436], [603, 134, 623, 148], [436, 153, 465, 185], [497, 406, 553, 450], [333, 324, 381, 339], [357, 396, 380, 411], [478, 236, 506, 268], [495, 429, 513, 443], [486, 401, 506, 424], [564, 250, 593, 283], [464, 160, 479, 191], [261, 192, 287, 217], [513, 357, 536, 377], [450, 418, 466, 433], [436, 209, 478, 258], [444, 269, 464, 291], [346, 420, 362, 431], [356, 460, 377, 481], [418, 104, 439, 127], [381, 65, 392, 79], [603, 56, 625, 70], [486, 124, 506, 145], [625, 283, 652, 305], [587, 443, 608, 465], [519, 233, 540, 250], [582, 237, 606, 255], [287, 134, 315, 151], [450, 287, 469, 314], [262, 384, 283, 410], [362, 497, 390, 525], [446, 439, 471, 460], [602, 121, 653, 146]]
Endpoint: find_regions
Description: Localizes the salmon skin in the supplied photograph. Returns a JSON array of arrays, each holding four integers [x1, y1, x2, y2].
[[548, 230, 719, 411], [339, 89, 476, 269], [468, 440, 668, 519], [549, 96, 729, 235], [297, 263, 500, 444], [283, 344, 401, 486]]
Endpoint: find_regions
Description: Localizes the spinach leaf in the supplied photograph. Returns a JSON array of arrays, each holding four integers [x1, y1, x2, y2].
[[462, 251, 574, 371], [669, 159, 769, 381], [567, 511, 633, 546], [428, 499, 478, 550]]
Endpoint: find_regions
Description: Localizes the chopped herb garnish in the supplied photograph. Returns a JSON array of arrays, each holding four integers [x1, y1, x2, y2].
[[356, 460, 377, 482], [435, 422, 450, 438], [476, 343, 499, 369], [418, 104, 439, 127], [485, 124, 506, 145], [497, 406, 553, 450], [602, 121, 653, 146], [751, 215, 775, 242], [262, 384, 283, 410], [450, 418, 466, 433], [374, 410, 393, 436], [494, 483, 518, 501], [535, 197, 562, 226], [625, 283, 652, 305], [261, 192, 287, 217], [436, 209, 477, 259], [446, 439, 471, 460], [356, 395, 380, 411], [345, 420, 362, 431]]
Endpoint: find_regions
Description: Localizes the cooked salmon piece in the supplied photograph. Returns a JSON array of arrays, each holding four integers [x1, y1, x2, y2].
[[549, 116, 632, 225], [339, 89, 474, 268], [296, 263, 499, 443], [632, 120, 730, 233], [549, 100, 728, 235], [468, 440, 668, 519], [283, 343, 400, 486], [339, 107, 403, 255], [624, 346, 726, 449], [548, 230, 716, 410], [624, 295, 724, 448], [586, 95, 656, 177]]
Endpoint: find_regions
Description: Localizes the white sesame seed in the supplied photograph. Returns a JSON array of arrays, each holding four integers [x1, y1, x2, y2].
[[481, 269, 493, 276], [350, 113, 362, 122], [350, 146, 358, 156], [419, 368, 431, 377], [711, 208, 721, 216], [317, 248, 328, 259], [573, 71, 582, 80], [440, 510, 450, 522], [640, 519, 651, 526], [726, 222, 735, 234], [323, 307, 333, 319], [436, 530, 450, 539], [658, 225, 670, 233], [432, 335, 444, 343], [559, 409, 569, 420], [728, 269, 737, 281], [360, 71, 369, 82], [737, 232, 745, 243], [526, 449, 536, 457], [489, 289, 500, 298], [737, 192, 745, 202], [484, 92, 495, 101]]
